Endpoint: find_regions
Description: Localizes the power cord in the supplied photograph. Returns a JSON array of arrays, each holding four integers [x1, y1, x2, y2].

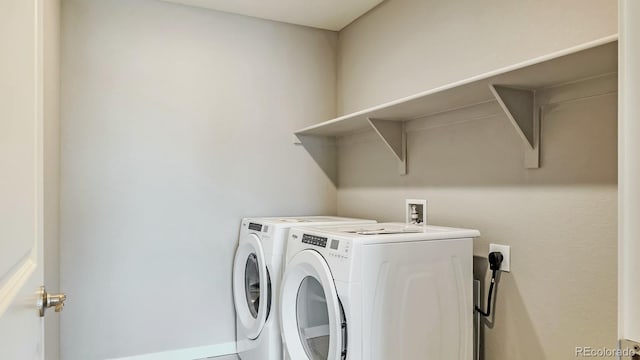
[[475, 252, 504, 317]]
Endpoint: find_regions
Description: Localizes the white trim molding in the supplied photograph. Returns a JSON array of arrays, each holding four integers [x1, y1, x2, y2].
[[0, 256, 37, 317], [107, 342, 237, 360]]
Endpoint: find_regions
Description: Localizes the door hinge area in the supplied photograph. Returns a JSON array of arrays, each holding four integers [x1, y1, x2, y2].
[[620, 339, 640, 360]]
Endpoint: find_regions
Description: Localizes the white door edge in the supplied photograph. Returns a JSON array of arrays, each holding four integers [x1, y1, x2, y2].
[[619, 0, 640, 344]]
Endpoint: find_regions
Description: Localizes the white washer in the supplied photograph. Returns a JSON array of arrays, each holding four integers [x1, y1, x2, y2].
[[233, 216, 376, 360], [280, 223, 480, 360]]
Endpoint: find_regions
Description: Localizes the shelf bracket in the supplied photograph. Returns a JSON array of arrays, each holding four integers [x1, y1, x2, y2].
[[367, 118, 407, 175], [490, 85, 540, 169], [294, 134, 338, 185]]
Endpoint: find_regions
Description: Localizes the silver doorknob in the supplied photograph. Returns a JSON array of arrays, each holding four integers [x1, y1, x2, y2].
[[38, 286, 67, 317]]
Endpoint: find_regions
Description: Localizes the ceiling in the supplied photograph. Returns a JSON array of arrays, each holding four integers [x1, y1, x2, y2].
[[160, 0, 384, 31]]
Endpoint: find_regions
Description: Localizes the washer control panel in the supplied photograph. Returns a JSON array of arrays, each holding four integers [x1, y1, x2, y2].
[[248, 222, 263, 232]]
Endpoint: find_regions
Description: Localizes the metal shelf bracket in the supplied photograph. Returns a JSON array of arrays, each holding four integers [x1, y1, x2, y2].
[[295, 134, 338, 185], [490, 84, 541, 169], [367, 118, 407, 175]]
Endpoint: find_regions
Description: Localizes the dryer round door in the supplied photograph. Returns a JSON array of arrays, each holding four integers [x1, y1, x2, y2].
[[280, 250, 347, 360], [233, 233, 271, 339]]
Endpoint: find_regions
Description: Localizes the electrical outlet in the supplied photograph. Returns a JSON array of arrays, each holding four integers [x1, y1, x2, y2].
[[489, 244, 511, 272], [405, 199, 427, 225]]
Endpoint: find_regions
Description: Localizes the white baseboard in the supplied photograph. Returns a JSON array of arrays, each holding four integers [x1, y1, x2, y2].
[[107, 342, 237, 360]]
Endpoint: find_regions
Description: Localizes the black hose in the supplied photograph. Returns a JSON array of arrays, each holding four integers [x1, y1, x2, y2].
[[475, 269, 497, 317]]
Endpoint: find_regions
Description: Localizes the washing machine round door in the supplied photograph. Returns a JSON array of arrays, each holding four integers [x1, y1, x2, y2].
[[280, 250, 346, 360], [233, 233, 271, 339]]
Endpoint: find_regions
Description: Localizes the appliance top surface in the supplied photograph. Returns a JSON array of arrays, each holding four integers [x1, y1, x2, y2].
[[295, 222, 481, 242], [244, 216, 376, 227]]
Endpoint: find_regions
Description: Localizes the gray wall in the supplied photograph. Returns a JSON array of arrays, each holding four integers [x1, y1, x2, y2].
[[60, 0, 337, 358], [336, 0, 618, 359], [59, 0, 621, 358]]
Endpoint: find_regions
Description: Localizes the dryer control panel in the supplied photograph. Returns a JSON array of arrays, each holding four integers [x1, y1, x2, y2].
[[297, 233, 351, 259], [302, 234, 327, 248], [326, 238, 351, 259]]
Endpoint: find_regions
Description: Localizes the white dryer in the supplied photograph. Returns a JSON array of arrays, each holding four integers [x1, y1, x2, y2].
[[233, 216, 376, 360], [279, 223, 480, 360]]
